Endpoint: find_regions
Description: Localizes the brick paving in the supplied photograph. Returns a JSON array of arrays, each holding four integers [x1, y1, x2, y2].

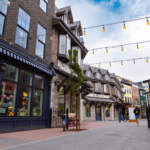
[[0, 122, 111, 149]]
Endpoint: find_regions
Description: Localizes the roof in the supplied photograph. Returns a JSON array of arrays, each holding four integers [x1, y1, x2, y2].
[[85, 97, 115, 103]]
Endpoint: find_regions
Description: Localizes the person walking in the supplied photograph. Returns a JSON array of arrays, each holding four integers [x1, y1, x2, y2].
[[119, 108, 124, 123], [133, 106, 140, 126], [126, 109, 129, 122]]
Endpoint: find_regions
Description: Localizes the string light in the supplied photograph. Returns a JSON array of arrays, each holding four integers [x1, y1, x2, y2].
[[106, 48, 108, 53], [89, 56, 150, 66], [121, 46, 123, 52], [121, 61, 123, 65], [123, 22, 126, 29], [36, 38, 38, 42], [50, 37, 53, 40], [110, 62, 111, 67], [88, 40, 150, 52], [84, 29, 86, 36], [147, 18, 150, 25], [93, 50, 94, 55], [133, 60, 135, 64], [137, 43, 139, 49], [103, 26, 105, 32], [83, 16, 150, 30]]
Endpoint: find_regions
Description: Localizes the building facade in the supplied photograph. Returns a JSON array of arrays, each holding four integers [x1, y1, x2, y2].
[[81, 65, 124, 122], [50, 6, 88, 127], [0, 0, 56, 133]]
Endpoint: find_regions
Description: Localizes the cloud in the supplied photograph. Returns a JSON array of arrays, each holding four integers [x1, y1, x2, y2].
[[55, 0, 150, 82]]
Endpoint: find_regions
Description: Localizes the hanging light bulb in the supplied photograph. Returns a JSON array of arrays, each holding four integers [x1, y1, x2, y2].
[[133, 59, 135, 64], [121, 61, 123, 65], [50, 37, 53, 40], [103, 26, 105, 32], [21, 39, 24, 44], [123, 22, 126, 29], [147, 18, 150, 25], [99, 63, 100, 68], [9, 42, 12, 45], [106, 48, 108, 53], [146, 59, 149, 63], [7, 0, 10, 6], [84, 29, 86, 36], [67, 34, 69, 38], [137, 43, 139, 49], [36, 38, 38, 42], [110, 62, 111, 67], [93, 50, 94, 55], [121, 46, 123, 52]]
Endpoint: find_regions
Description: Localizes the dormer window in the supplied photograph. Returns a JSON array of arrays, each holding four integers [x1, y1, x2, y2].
[[104, 84, 109, 93], [97, 73, 101, 79], [59, 35, 71, 56], [105, 74, 110, 80], [87, 71, 91, 77]]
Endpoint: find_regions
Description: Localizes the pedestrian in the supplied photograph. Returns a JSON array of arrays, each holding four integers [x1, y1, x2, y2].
[[119, 108, 124, 123], [133, 106, 140, 126], [126, 109, 129, 122]]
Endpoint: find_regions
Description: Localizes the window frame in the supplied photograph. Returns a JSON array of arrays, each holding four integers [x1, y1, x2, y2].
[[40, 0, 48, 13], [95, 83, 101, 92], [35, 23, 47, 59], [15, 7, 31, 49], [0, 0, 9, 36]]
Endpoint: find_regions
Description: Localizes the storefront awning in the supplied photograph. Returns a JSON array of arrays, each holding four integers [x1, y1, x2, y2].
[[85, 97, 115, 103], [0, 46, 56, 76]]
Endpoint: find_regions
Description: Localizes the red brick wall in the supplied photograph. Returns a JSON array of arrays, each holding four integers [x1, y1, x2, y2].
[[1, 0, 55, 65], [132, 86, 141, 107]]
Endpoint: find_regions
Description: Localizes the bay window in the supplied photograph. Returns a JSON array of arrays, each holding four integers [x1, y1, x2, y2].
[[15, 7, 30, 49], [0, 0, 8, 35], [40, 0, 48, 13], [59, 35, 71, 56], [104, 84, 109, 93], [35, 24, 46, 59], [95, 83, 101, 92]]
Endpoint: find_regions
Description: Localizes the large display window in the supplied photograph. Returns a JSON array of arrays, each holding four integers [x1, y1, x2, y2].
[[0, 63, 45, 117]]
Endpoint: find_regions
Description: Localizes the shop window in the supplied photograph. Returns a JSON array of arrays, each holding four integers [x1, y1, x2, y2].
[[0, 81, 17, 116], [32, 89, 43, 117], [95, 83, 101, 92], [17, 85, 32, 116], [40, 0, 48, 13], [34, 75, 44, 89], [104, 84, 109, 93], [58, 86, 65, 115], [106, 105, 110, 117], [85, 104, 90, 117], [32, 75, 44, 117], [3, 64, 19, 82], [0, 0, 8, 35], [35, 24, 46, 59], [15, 7, 30, 49], [20, 70, 32, 86]]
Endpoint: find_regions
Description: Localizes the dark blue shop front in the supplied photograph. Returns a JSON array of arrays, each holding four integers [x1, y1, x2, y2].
[[0, 42, 56, 133]]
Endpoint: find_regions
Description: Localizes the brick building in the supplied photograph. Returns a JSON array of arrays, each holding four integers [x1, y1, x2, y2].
[[132, 85, 141, 107], [50, 6, 88, 127], [0, 0, 56, 133], [81, 65, 124, 121]]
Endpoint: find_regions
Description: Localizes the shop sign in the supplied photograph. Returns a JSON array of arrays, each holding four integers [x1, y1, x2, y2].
[[0, 108, 6, 114], [87, 93, 110, 98], [58, 60, 77, 76], [2, 82, 15, 93]]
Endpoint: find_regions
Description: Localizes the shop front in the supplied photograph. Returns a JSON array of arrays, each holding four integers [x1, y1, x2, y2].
[[0, 44, 56, 133]]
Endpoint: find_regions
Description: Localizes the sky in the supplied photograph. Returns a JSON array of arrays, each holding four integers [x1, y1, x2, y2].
[[55, 0, 150, 82]]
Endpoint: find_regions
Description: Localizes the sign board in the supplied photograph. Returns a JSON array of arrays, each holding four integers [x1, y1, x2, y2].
[[68, 113, 75, 118], [129, 107, 136, 122], [87, 93, 110, 99]]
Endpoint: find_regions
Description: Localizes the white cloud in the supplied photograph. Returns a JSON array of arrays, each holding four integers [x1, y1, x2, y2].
[[56, 0, 150, 82]]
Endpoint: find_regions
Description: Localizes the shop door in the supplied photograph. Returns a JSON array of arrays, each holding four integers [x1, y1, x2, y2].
[[96, 106, 101, 121]]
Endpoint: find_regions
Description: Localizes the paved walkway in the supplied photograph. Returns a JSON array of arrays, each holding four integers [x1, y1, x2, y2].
[[0, 120, 149, 150]]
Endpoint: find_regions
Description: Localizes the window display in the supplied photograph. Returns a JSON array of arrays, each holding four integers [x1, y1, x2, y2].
[[32, 89, 43, 117], [17, 85, 31, 116], [0, 81, 17, 116], [85, 104, 90, 117], [106, 105, 110, 117]]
